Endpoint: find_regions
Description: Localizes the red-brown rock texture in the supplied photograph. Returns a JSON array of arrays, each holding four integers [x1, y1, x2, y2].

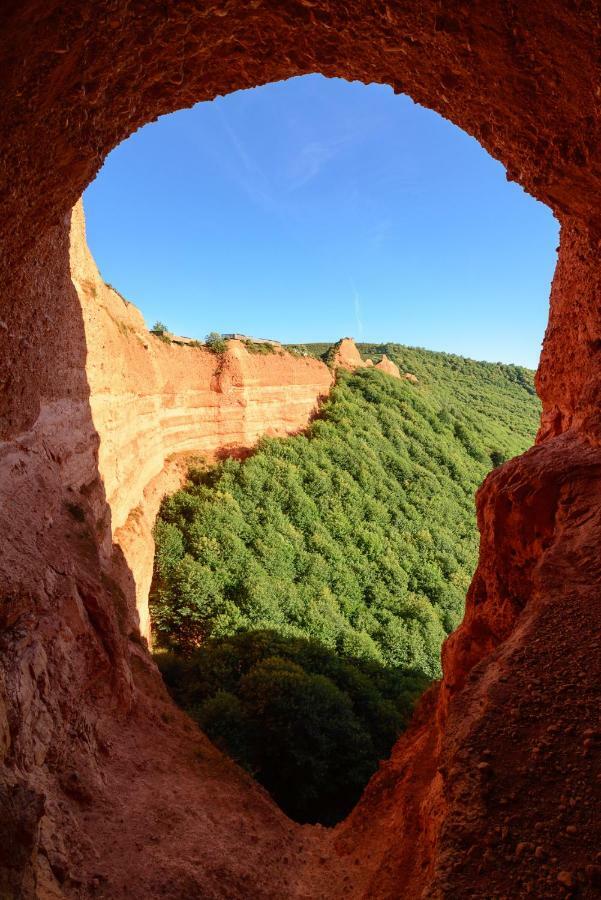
[[1, 3, 600, 899]]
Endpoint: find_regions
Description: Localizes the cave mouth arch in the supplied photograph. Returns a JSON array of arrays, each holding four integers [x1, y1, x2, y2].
[[76, 72, 553, 828], [75, 67, 556, 664], [2, 4, 600, 897]]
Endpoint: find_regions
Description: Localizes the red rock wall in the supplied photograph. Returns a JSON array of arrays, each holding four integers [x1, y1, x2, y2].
[[1, 4, 600, 898]]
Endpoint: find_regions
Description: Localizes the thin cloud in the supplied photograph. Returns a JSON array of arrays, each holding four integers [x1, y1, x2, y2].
[[351, 280, 364, 339], [213, 102, 278, 212], [285, 136, 351, 192]]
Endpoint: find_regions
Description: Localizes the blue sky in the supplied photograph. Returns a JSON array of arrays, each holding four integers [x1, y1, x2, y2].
[[84, 75, 558, 368]]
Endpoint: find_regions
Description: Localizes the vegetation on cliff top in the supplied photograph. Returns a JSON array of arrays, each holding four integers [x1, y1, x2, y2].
[[152, 343, 540, 823]]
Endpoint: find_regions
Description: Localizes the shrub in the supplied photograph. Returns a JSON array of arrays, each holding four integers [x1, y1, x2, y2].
[[242, 340, 277, 355], [205, 331, 228, 353], [490, 449, 507, 467], [150, 321, 171, 343]]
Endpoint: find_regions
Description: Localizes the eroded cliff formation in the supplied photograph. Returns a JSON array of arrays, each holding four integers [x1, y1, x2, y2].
[[330, 337, 368, 371], [71, 201, 333, 639], [1, 3, 600, 899], [374, 354, 401, 379], [330, 341, 407, 380]]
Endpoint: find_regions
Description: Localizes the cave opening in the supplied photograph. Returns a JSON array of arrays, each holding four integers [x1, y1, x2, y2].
[[79, 75, 556, 825], [3, 5, 600, 896]]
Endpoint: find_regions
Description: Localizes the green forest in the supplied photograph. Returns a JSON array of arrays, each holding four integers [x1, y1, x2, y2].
[[152, 342, 540, 824]]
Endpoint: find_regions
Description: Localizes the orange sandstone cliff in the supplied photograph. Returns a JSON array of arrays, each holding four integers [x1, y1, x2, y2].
[[374, 354, 401, 378], [71, 201, 333, 640], [330, 337, 367, 371], [1, 4, 601, 899]]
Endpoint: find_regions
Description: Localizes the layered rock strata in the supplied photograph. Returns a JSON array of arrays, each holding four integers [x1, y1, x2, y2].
[[71, 202, 333, 640]]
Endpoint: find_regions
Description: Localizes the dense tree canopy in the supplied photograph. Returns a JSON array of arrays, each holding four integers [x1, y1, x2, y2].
[[152, 342, 540, 823], [158, 630, 428, 824]]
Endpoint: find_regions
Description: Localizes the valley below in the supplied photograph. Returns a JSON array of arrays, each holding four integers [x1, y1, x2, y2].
[[151, 331, 540, 825]]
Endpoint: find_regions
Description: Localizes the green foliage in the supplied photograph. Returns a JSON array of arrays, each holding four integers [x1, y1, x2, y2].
[[150, 321, 171, 343], [152, 343, 540, 822], [286, 345, 309, 358], [293, 342, 334, 362], [152, 351, 539, 672], [205, 331, 228, 353], [321, 338, 356, 368], [157, 630, 428, 824], [490, 449, 508, 467], [242, 340, 277, 354]]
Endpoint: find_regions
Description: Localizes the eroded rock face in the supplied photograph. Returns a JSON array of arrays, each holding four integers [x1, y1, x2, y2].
[[329, 339, 404, 378], [1, 3, 600, 898], [71, 202, 332, 640], [374, 354, 401, 378], [330, 337, 368, 371]]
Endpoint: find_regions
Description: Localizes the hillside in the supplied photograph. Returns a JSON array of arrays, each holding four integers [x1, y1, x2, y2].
[[152, 347, 540, 823], [302, 340, 537, 443], [153, 345, 539, 660]]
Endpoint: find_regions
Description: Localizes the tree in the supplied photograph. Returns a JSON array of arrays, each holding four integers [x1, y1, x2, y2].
[[239, 656, 373, 823], [157, 630, 428, 824], [152, 321, 168, 334], [490, 449, 507, 467]]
